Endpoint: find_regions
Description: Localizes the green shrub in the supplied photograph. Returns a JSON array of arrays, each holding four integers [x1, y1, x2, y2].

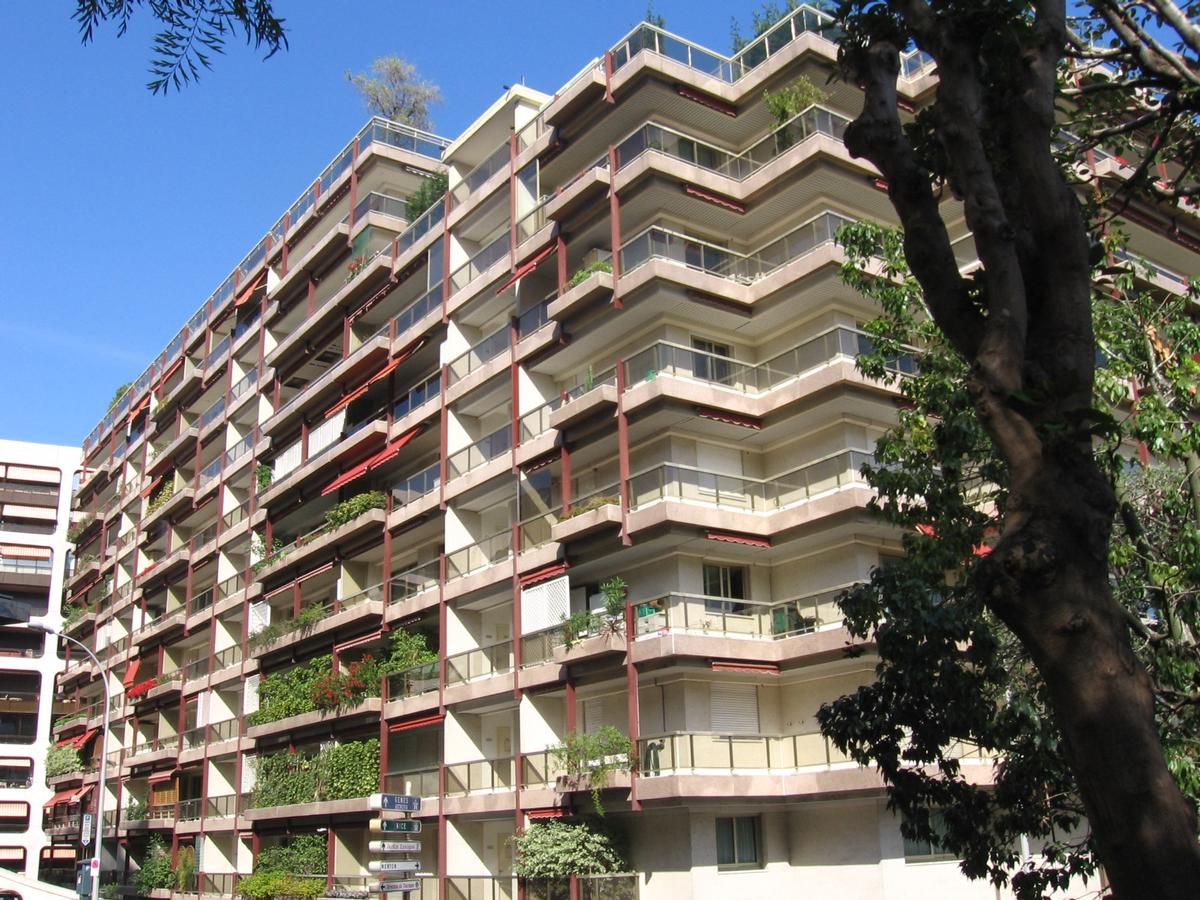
[[247, 655, 332, 725], [236, 870, 323, 899], [255, 463, 273, 492], [323, 491, 387, 531], [248, 601, 323, 649], [250, 738, 380, 808], [405, 171, 449, 221], [146, 481, 175, 516], [512, 820, 628, 878], [762, 74, 826, 126], [380, 628, 438, 674], [567, 259, 613, 289], [551, 727, 635, 816], [255, 833, 327, 875], [46, 745, 82, 779], [124, 799, 150, 821], [176, 844, 196, 892], [132, 836, 175, 893]]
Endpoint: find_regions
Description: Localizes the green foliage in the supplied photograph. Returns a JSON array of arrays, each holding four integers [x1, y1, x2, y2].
[[107, 382, 131, 410], [250, 738, 380, 808], [323, 490, 387, 530], [817, 220, 1200, 898], [176, 844, 196, 892], [762, 75, 826, 126], [248, 602, 325, 650], [600, 577, 627, 620], [46, 745, 82, 778], [125, 798, 150, 821], [406, 171, 449, 221], [512, 820, 629, 878], [248, 655, 333, 725], [551, 727, 635, 816], [380, 627, 438, 674], [67, 515, 94, 543], [235, 871, 323, 899], [565, 494, 619, 518], [644, 1, 665, 28], [347, 56, 442, 129], [146, 480, 175, 516], [567, 259, 613, 289], [256, 463, 273, 492], [560, 611, 602, 649], [132, 836, 174, 893], [250, 531, 286, 574], [255, 833, 327, 875]]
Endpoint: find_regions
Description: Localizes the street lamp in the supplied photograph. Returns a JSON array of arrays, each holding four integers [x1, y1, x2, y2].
[[29, 616, 109, 900]]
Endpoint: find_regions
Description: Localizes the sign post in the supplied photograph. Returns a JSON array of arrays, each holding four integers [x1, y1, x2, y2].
[[81, 813, 93, 848], [368, 795, 422, 896]]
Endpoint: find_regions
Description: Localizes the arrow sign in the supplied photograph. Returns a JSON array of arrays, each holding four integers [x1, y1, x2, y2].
[[372, 880, 420, 893], [369, 840, 422, 854], [368, 860, 420, 874], [370, 818, 422, 833], [81, 813, 93, 847], [369, 793, 421, 812]]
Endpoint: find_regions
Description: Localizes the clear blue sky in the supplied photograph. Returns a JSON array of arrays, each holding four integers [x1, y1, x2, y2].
[[0, 1, 747, 447]]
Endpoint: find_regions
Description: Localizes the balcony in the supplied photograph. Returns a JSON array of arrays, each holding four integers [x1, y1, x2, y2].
[[386, 559, 440, 620], [633, 587, 847, 641], [445, 531, 512, 596], [446, 425, 512, 494], [252, 507, 387, 582], [446, 756, 515, 796]]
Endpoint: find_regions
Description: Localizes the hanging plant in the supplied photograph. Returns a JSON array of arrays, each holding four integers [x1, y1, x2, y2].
[[551, 726, 635, 816]]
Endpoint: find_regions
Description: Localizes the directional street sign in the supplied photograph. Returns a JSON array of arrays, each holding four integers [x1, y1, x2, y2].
[[369, 840, 422, 854], [369, 793, 421, 812], [368, 860, 420, 874], [372, 880, 421, 894], [81, 813, 93, 847], [370, 818, 422, 833]]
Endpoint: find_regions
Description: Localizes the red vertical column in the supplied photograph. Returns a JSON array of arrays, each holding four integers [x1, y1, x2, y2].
[[615, 360, 632, 547], [607, 145, 623, 310]]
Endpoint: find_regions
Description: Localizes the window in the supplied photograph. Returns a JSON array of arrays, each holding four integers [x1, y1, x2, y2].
[[903, 811, 955, 861], [703, 563, 748, 614], [692, 338, 734, 385], [716, 815, 760, 868]]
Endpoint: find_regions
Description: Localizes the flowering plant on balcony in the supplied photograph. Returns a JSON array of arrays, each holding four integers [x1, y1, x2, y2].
[[127, 677, 159, 699], [310, 655, 374, 711]]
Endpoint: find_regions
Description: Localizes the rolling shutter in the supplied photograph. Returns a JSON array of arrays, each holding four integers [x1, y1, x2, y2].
[[711, 683, 759, 735]]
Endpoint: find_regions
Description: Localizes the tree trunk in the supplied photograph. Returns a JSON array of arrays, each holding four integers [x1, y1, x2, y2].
[[980, 449, 1200, 900]]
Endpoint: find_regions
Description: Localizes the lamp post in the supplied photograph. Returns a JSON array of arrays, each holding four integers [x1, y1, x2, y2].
[[30, 617, 109, 900]]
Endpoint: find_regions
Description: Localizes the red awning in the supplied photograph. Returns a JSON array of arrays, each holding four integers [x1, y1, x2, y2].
[[519, 562, 568, 587], [74, 785, 94, 804], [368, 340, 425, 387], [130, 394, 151, 418], [44, 789, 77, 809], [319, 458, 372, 497], [140, 474, 165, 499], [122, 658, 141, 688], [388, 712, 444, 733], [74, 728, 99, 749], [496, 243, 557, 295], [148, 769, 177, 785], [527, 807, 567, 819], [696, 407, 761, 430], [235, 271, 266, 307], [158, 356, 184, 385], [324, 382, 371, 419], [53, 737, 77, 749], [711, 661, 779, 674], [706, 531, 771, 549], [319, 426, 423, 496]]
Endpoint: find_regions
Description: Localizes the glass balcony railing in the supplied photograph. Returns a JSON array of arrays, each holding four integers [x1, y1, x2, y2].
[[456, 140, 511, 202], [206, 793, 237, 818], [619, 210, 852, 284], [446, 531, 512, 580], [392, 463, 440, 508], [396, 195, 445, 256], [445, 756, 515, 794], [387, 282, 443, 340], [199, 395, 226, 431], [177, 798, 202, 821], [204, 333, 232, 372], [393, 372, 440, 421], [445, 640, 514, 683], [621, 327, 916, 394], [353, 191, 408, 224], [628, 449, 873, 512], [614, 106, 849, 180], [448, 325, 510, 383], [450, 231, 511, 293], [389, 559, 440, 605], [385, 659, 439, 700], [633, 587, 850, 639], [448, 424, 512, 478], [383, 767, 441, 798]]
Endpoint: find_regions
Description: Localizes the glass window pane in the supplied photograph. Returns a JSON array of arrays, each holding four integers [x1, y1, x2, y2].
[[716, 818, 735, 866], [735, 817, 758, 864]]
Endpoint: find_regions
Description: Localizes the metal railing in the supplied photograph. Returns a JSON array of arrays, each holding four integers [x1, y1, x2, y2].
[[177, 798, 202, 821], [394, 371, 440, 420], [449, 231, 511, 293], [448, 425, 512, 478], [383, 767, 440, 798], [445, 757, 515, 794], [619, 210, 852, 284], [386, 660, 439, 700], [633, 586, 851, 639], [390, 559, 440, 605], [448, 325, 510, 383], [392, 462, 440, 508], [456, 140, 512, 202], [445, 640, 514, 683], [448, 876, 517, 900], [446, 531, 512, 579], [628, 449, 873, 512]]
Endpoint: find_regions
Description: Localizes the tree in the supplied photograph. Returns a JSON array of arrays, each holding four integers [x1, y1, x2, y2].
[[73, 0, 287, 94], [820, 2, 1200, 898], [346, 56, 442, 130]]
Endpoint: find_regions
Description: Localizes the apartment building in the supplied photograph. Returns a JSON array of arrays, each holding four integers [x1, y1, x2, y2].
[[44, 7, 1199, 900], [0, 439, 79, 883]]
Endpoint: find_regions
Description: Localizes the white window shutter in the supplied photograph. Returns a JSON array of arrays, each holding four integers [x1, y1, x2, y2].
[[521, 575, 570, 635], [248, 601, 271, 635], [711, 683, 759, 735], [243, 675, 260, 716]]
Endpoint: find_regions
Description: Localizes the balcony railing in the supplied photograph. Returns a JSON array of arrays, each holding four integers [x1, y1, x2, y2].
[[621, 327, 916, 394], [128, 734, 180, 758], [449, 231, 511, 293], [385, 660, 439, 700], [448, 425, 512, 478], [392, 462, 440, 508], [383, 767, 440, 798], [619, 210, 852, 284], [445, 640, 513, 684], [628, 449, 873, 512], [177, 797, 202, 821], [455, 140, 511, 202], [394, 371, 440, 420], [353, 191, 408, 224], [389, 559, 440, 605], [448, 325, 510, 383], [206, 793, 237, 818], [446, 531, 512, 580], [445, 756, 515, 794], [526, 875, 639, 900], [614, 106, 848, 181], [633, 586, 850, 640]]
